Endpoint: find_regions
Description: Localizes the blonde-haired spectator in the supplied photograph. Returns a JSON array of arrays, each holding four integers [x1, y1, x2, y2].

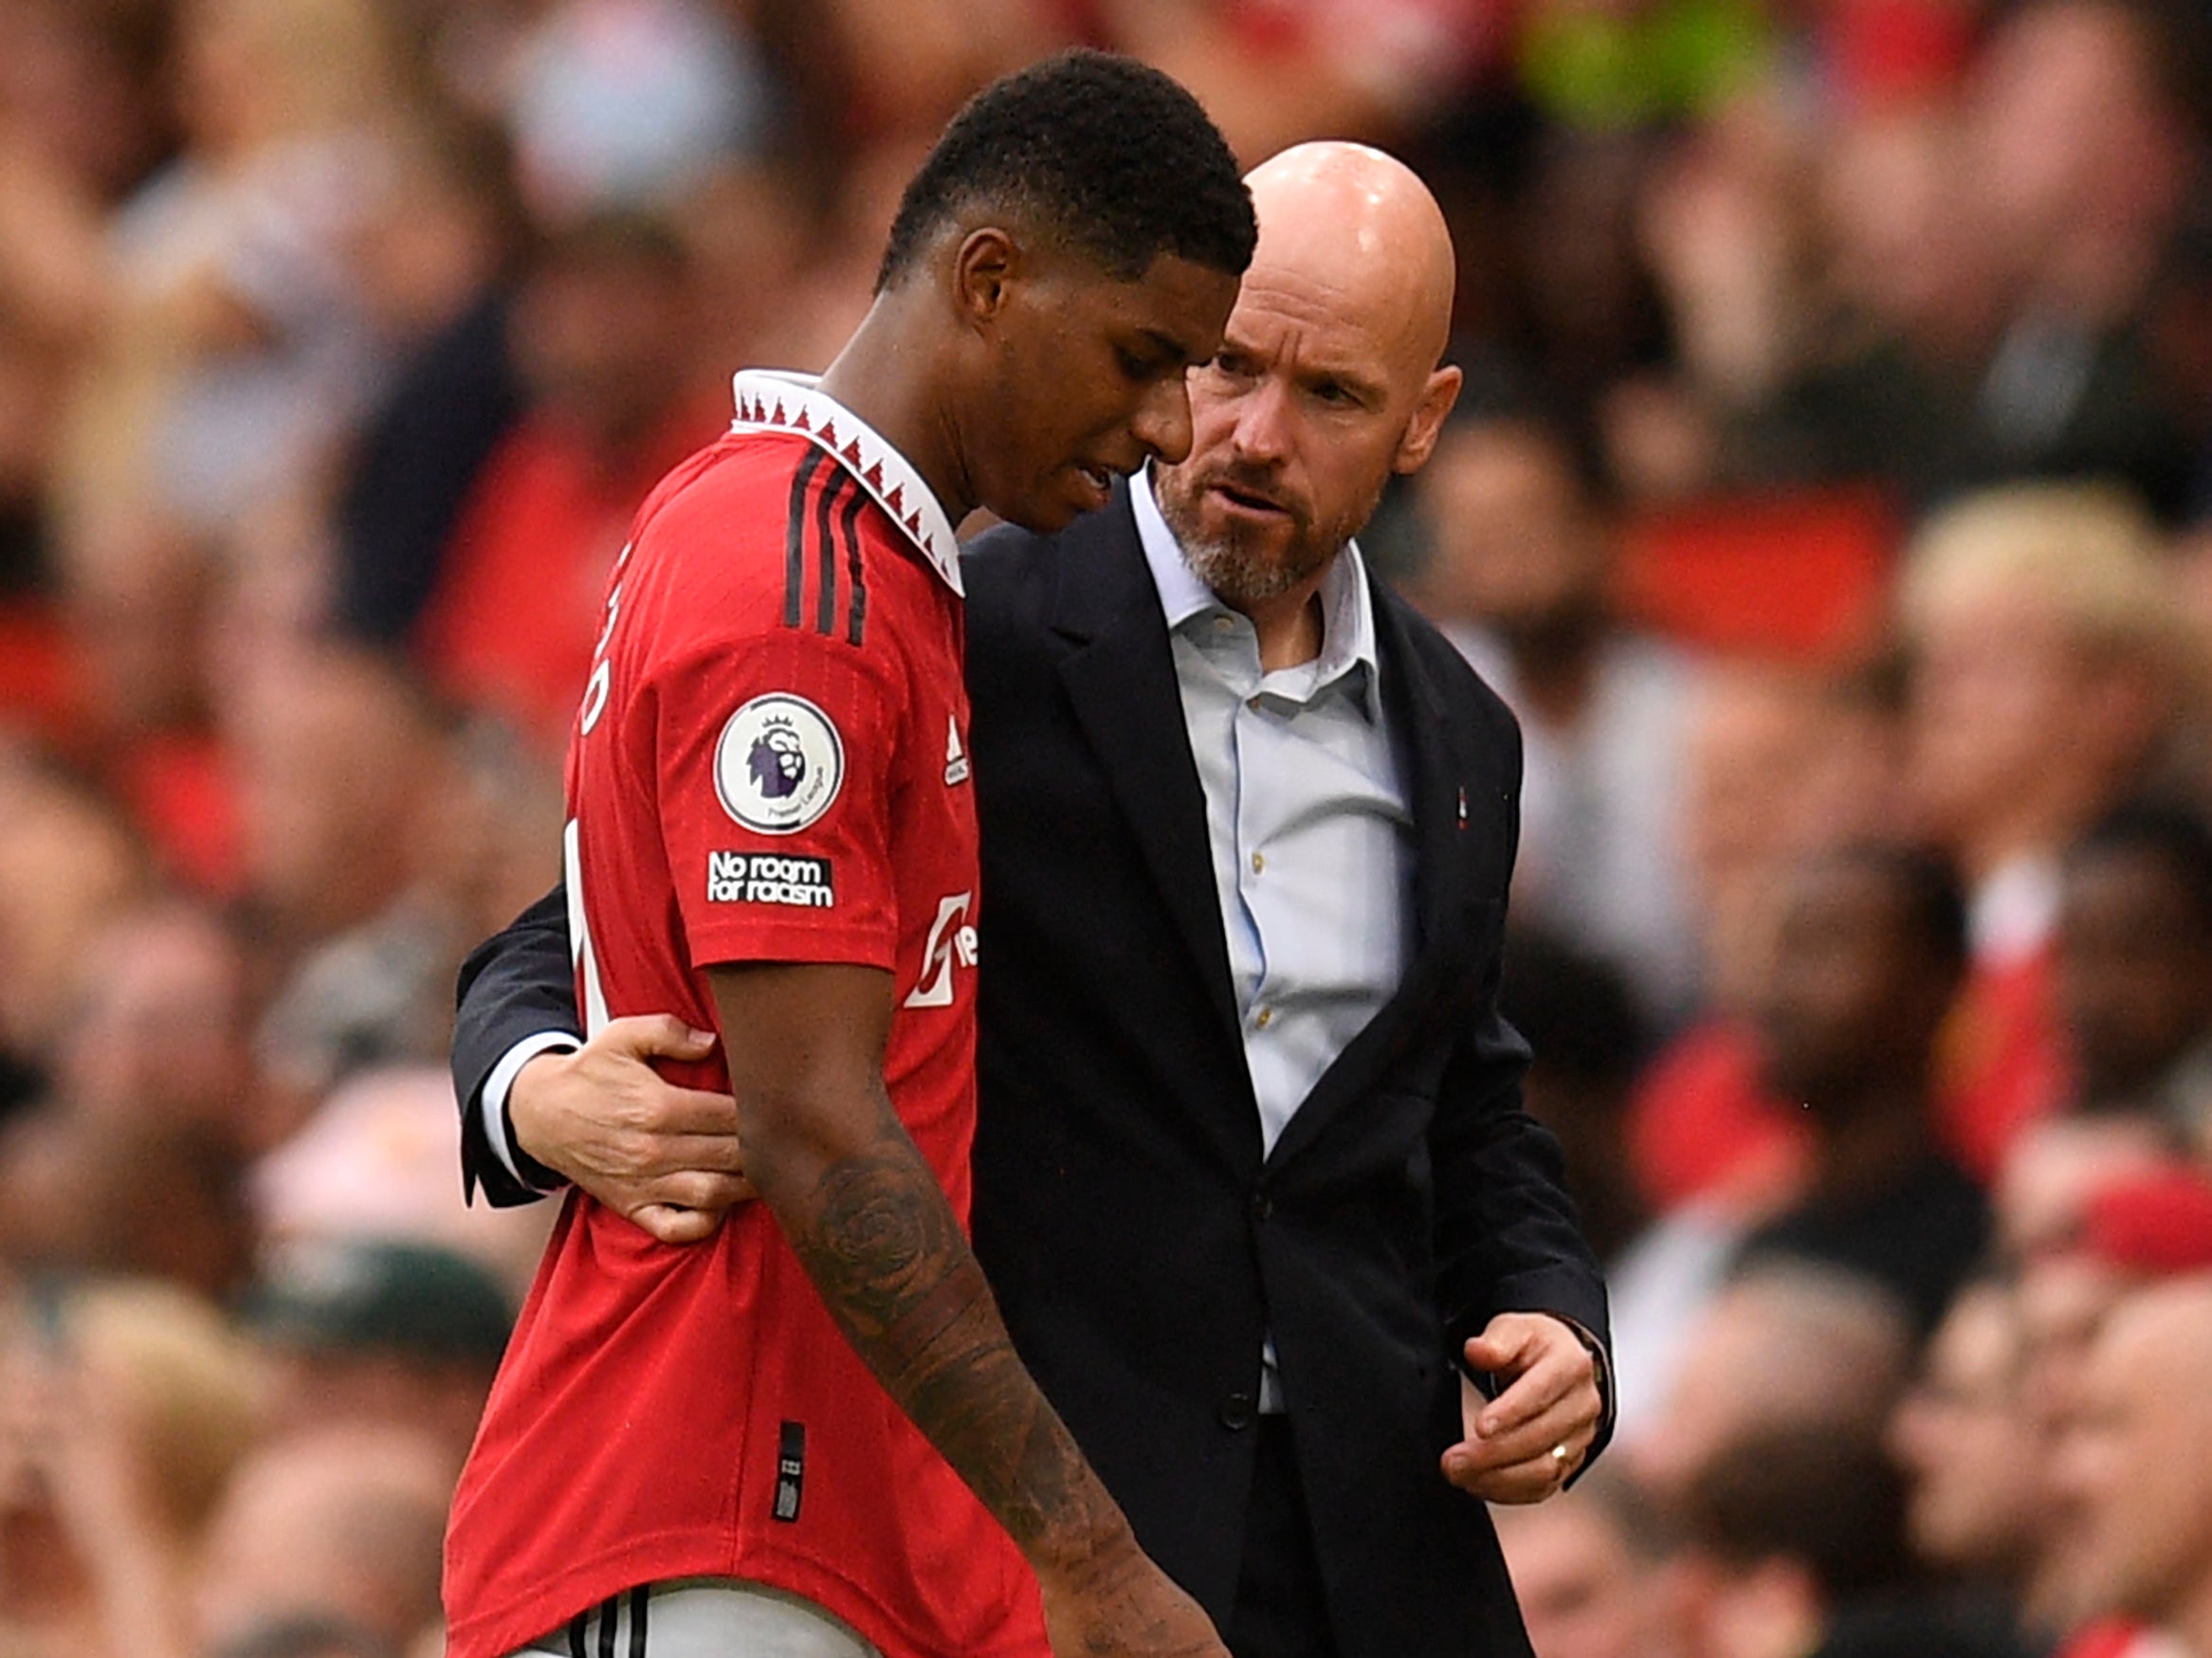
[[1900, 481, 2181, 1177]]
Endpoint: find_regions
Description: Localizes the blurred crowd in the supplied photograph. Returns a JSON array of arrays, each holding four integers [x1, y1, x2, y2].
[[1, 0, 2212, 1655]]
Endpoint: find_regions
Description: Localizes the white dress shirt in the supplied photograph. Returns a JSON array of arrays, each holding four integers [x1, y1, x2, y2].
[[1131, 469, 1415, 1412]]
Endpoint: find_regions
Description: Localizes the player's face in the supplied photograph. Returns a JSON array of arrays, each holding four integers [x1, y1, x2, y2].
[[975, 249, 1238, 533], [1150, 250, 1450, 610]]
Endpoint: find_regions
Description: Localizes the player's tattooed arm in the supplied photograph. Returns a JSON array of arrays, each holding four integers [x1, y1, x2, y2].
[[706, 961, 1224, 1658], [795, 1138, 1111, 1552]]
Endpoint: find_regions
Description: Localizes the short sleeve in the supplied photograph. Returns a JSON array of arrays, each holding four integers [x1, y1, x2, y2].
[[649, 626, 905, 974]]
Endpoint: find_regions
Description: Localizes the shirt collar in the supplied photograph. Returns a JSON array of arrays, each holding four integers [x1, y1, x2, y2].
[[1130, 465, 1383, 720], [731, 370, 963, 596]]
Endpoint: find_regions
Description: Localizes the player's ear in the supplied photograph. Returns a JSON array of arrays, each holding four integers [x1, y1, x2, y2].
[[951, 227, 1020, 330]]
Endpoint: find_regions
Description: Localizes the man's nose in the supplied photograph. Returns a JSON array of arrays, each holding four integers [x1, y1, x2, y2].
[[1131, 374, 1196, 465], [1227, 379, 1291, 465]]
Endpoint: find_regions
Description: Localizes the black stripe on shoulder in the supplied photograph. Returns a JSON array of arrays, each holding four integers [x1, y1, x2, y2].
[[596, 1594, 618, 1658], [813, 462, 850, 636], [835, 480, 869, 647], [783, 446, 826, 629], [628, 1587, 648, 1658], [567, 1612, 586, 1658]]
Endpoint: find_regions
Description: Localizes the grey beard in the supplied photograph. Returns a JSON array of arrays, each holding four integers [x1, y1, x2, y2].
[[1159, 484, 1335, 608], [1178, 525, 1327, 606]]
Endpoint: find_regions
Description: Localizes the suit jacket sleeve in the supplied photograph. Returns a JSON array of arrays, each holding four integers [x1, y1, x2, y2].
[[454, 882, 581, 1206], [1430, 711, 1616, 1462]]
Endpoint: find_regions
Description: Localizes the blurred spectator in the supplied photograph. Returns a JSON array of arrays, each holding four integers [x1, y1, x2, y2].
[[1666, 1423, 1921, 1658], [1994, 1111, 2179, 1266], [0, 900, 260, 1300], [1622, 660, 1910, 1222], [243, 1235, 511, 1464], [1736, 843, 1988, 1334], [55, 0, 410, 542], [2049, 1273, 2212, 1657], [1901, 481, 2179, 1177], [503, 0, 778, 222], [411, 210, 723, 750], [0, 747, 148, 1082], [1501, 926, 1654, 1265], [2012, 1163, 2212, 1538], [1948, 0, 2199, 514], [1625, 1260, 1912, 1497], [0, 1276, 265, 1658], [192, 1423, 452, 1658], [1755, 0, 2201, 514], [1492, 1464, 1684, 1658], [1888, 1279, 2066, 1648], [251, 1067, 554, 1296], [1418, 408, 1704, 1018], [330, 112, 530, 650], [2056, 803, 2212, 1145], [0, 0, 173, 598], [225, 645, 475, 1118]]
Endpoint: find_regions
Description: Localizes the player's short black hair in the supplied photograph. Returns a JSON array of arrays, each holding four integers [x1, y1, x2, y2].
[[875, 48, 1255, 293]]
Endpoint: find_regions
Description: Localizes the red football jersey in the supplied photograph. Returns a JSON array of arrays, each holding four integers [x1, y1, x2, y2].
[[445, 374, 1045, 1658]]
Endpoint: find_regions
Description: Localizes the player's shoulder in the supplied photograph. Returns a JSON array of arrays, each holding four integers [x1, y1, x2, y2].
[[631, 430, 948, 657], [628, 431, 850, 622]]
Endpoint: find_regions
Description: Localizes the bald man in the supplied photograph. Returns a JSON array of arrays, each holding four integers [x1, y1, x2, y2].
[[454, 142, 1611, 1658], [2051, 1275, 2212, 1654]]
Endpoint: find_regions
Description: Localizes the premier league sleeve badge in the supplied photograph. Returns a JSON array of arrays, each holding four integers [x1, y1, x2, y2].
[[714, 693, 847, 834]]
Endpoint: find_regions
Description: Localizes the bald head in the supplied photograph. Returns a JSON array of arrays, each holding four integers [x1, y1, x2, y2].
[[1244, 141, 1457, 384], [1152, 143, 1463, 629]]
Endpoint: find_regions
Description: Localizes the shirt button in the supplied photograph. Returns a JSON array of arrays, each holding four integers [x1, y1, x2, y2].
[[1218, 1392, 1256, 1430], [1213, 616, 1234, 632], [1254, 1006, 1273, 1029], [1251, 852, 1265, 874]]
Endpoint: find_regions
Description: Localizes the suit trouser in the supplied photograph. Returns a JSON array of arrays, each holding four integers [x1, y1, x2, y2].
[[1227, 1416, 1343, 1658]]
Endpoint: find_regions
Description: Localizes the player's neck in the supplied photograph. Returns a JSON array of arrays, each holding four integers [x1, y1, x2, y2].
[[817, 298, 976, 525]]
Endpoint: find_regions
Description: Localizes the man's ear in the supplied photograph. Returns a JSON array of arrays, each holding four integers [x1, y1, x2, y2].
[[951, 227, 1020, 331], [1394, 364, 1463, 477]]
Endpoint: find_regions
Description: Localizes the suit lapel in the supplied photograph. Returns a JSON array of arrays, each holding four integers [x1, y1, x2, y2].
[[1266, 583, 1475, 1171], [1051, 489, 1246, 1052]]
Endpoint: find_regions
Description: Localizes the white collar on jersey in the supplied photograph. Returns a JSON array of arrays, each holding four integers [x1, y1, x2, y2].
[[730, 370, 963, 597]]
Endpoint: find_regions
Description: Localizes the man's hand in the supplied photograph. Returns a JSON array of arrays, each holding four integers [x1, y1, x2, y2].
[[1036, 1533, 1229, 1658], [509, 1014, 753, 1244], [1440, 1312, 1602, 1503]]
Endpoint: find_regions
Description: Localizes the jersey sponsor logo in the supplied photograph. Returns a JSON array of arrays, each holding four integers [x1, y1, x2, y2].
[[707, 850, 835, 908], [943, 714, 970, 786], [905, 891, 978, 1009], [714, 693, 845, 834]]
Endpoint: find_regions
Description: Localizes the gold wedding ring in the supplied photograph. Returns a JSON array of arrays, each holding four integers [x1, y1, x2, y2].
[[1549, 1442, 1569, 1467]]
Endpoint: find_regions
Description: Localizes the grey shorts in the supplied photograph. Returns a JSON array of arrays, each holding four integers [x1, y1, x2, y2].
[[516, 1579, 882, 1658]]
